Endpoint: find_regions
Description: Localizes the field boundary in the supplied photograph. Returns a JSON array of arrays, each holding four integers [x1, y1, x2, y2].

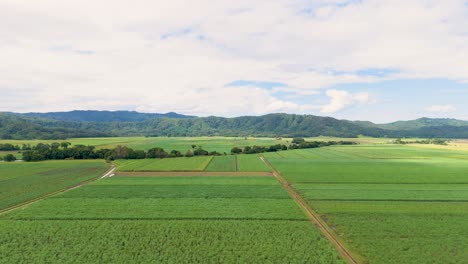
[[259, 155, 362, 264], [8, 217, 310, 221], [235, 155, 239, 172], [201, 156, 214, 171], [0, 165, 115, 216], [115, 171, 273, 177]]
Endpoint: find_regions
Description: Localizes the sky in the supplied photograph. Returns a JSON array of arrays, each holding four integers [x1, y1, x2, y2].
[[1, 0, 468, 123]]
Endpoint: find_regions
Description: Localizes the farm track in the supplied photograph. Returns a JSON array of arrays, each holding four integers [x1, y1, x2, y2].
[[259, 156, 361, 264], [0, 165, 115, 216], [115, 171, 273, 177], [235, 155, 239, 172]]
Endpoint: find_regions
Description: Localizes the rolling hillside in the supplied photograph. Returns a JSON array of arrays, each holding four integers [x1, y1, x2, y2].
[[1, 111, 468, 139]]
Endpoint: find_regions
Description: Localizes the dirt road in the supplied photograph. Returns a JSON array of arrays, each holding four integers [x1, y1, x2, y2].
[[259, 156, 361, 264]]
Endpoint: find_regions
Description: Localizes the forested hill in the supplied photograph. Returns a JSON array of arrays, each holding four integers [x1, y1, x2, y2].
[[1, 111, 468, 139], [21, 110, 195, 122]]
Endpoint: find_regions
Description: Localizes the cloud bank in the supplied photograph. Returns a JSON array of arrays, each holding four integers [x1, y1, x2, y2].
[[0, 0, 467, 118]]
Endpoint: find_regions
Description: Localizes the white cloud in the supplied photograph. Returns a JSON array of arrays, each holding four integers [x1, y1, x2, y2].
[[321, 89, 371, 113], [0, 0, 467, 116], [425, 104, 457, 113]]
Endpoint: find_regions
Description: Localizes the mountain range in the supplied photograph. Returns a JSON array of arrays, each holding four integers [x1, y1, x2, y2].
[[1, 110, 468, 140]]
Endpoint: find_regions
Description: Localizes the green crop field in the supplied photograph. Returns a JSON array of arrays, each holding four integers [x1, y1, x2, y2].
[[265, 145, 468, 263], [205, 155, 237, 171], [0, 220, 343, 263], [4, 138, 468, 263], [115, 156, 213, 171], [236, 154, 271, 172], [0, 175, 344, 263], [0, 136, 291, 154], [0, 160, 109, 211], [115, 154, 270, 173]]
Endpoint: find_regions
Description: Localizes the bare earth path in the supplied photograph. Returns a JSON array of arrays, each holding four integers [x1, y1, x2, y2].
[[0, 165, 115, 215], [259, 156, 361, 264]]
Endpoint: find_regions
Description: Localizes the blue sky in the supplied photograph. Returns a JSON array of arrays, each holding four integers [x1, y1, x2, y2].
[[0, 0, 467, 122]]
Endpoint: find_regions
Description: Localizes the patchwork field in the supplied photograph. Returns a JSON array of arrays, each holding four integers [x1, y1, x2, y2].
[[3, 139, 468, 263], [0, 175, 344, 263], [115, 156, 213, 171], [0, 160, 109, 211], [264, 145, 468, 263], [116, 154, 270, 173], [0, 136, 291, 153]]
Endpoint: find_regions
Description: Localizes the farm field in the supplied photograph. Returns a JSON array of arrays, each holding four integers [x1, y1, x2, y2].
[[265, 145, 468, 263], [0, 160, 109, 211], [0, 136, 291, 154], [0, 175, 344, 263], [116, 154, 270, 173], [236, 154, 272, 172], [115, 156, 213, 171], [205, 155, 237, 171]]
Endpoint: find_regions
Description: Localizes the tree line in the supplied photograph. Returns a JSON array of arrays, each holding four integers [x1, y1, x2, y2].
[[393, 138, 449, 145], [0, 143, 21, 151], [2, 138, 357, 162], [231, 138, 356, 154], [20, 143, 223, 162]]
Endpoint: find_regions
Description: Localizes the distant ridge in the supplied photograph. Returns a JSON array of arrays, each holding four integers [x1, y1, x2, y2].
[[1, 111, 468, 139], [21, 110, 195, 122]]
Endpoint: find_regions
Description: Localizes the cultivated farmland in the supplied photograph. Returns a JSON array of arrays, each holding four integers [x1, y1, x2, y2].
[[205, 155, 237, 171], [0, 160, 109, 211], [0, 175, 344, 263], [3, 138, 468, 263], [0, 136, 292, 154], [115, 156, 213, 171], [236, 154, 272, 172], [265, 145, 468, 263]]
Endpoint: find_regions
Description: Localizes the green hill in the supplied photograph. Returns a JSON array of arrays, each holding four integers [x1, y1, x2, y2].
[[1, 111, 468, 139]]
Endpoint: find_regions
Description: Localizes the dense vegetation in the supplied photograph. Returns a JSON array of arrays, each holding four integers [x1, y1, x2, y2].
[[0, 143, 20, 151], [21, 143, 222, 162], [22, 110, 194, 122], [3, 111, 468, 139]]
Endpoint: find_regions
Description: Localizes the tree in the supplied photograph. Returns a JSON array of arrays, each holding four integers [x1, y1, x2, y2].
[[60, 142, 71, 149], [185, 150, 194, 157], [147, 147, 168, 158], [292, 137, 305, 144], [170, 150, 182, 157], [193, 146, 208, 156], [113, 145, 130, 159], [4, 154, 17, 162], [231, 147, 242, 154]]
